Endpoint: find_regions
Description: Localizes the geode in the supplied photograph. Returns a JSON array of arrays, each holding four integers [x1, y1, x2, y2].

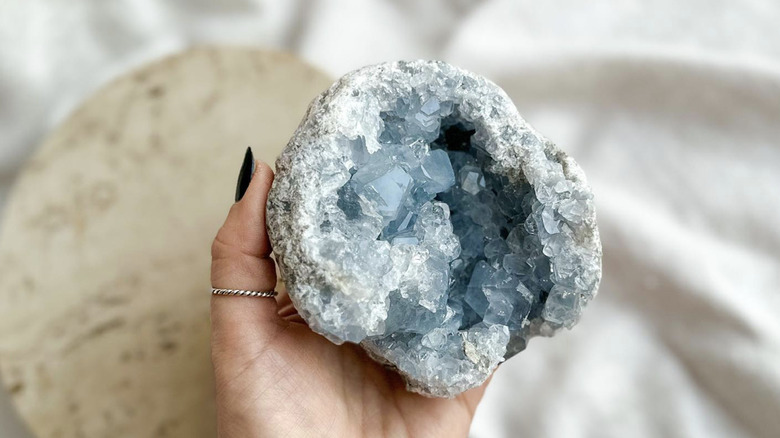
[[266, 60, 601, 397]]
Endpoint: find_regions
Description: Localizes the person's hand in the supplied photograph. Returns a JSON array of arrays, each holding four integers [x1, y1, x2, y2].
[[210, 157, 491, 437]]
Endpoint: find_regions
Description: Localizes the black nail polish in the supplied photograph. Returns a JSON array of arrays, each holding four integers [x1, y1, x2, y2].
[[235, 147, 255, 202]]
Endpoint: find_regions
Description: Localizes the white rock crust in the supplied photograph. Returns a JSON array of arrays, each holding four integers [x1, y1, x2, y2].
[[267, 61, 602, 397]]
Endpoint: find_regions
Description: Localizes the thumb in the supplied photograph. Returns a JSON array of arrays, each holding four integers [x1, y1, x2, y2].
[[210, 154, 283, 356]]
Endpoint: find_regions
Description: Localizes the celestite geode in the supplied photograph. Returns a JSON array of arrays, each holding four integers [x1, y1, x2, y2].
[[267, 61, 602, 397]]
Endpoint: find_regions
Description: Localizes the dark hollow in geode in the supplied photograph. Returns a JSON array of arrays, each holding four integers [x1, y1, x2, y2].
[[267, 61, 601, 397]]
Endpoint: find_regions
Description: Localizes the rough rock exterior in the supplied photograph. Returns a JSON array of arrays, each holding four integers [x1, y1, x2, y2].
[[267, 60, 602, 397]]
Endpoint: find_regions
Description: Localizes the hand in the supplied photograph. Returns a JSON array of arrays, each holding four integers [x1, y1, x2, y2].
[[210, 158, 490, 437]]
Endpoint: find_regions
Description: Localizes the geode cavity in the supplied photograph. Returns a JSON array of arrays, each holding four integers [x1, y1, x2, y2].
[[267, 61, 601, 397]]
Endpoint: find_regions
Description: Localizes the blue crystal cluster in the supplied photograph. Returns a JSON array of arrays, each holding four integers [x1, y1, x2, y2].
[[267, 61, 601, 397], [338, 96, 556, 365]]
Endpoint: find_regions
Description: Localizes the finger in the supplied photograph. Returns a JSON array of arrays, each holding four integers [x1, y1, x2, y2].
[[211, 160, 283, 348], [459, 373, 494, 416], [213, 160, 274, 260]]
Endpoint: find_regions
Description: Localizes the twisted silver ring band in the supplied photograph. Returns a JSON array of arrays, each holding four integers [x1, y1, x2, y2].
[[211, 288, 278, 298]]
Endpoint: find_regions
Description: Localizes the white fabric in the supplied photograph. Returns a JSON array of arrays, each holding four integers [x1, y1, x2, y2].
[[2, 1, 779, 437]]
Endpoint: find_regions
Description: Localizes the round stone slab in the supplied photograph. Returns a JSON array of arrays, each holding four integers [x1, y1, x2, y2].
[[0, 48, 331, 438], [267, 61, 602, 397]]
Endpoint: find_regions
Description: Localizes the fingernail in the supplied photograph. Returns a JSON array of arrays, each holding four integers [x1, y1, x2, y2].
[[235, 147, 255, 202]]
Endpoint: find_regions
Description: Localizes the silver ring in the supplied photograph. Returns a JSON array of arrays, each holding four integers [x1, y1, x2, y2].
[[211, 288, 278, 298]]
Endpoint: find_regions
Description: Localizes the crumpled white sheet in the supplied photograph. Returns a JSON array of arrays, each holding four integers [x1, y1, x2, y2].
[[1, 1, 779, 437]]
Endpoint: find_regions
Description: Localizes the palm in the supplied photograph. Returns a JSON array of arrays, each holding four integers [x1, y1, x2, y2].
[[214, 295, 485, 437]]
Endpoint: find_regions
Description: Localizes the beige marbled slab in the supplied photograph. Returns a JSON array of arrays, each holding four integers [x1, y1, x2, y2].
[[0, 47, 331, 438]]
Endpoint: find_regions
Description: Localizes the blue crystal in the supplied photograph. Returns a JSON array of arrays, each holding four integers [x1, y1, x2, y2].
[[346, 136, 370, 167], [483, 292, 513, 325], [484, 238, 510, 264], [502, 253, 528, 275], [384, 290, 447, 334], [354, 165, 412, 220], [464, 260, 525, 328], [541, 206, 559, 234], [542, 285, 580, 327], [420, 97, 440, 115], [392, 235, 419, 245], [459, 165, 485, 195], [383, 205, 417, 240], [507, 284, 532, 330], [465, 261, 492, 315], [412, 149, 456, 194]]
